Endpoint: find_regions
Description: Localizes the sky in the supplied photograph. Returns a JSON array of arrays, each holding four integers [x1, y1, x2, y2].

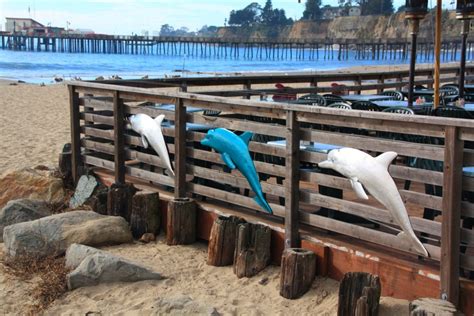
[[0, 0, 454, 35]]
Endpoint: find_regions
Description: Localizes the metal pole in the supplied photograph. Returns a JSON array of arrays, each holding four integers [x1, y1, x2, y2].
[[408, 20, 419, 108], [459, 19, 469, 99], [433, 0, 442, 108]]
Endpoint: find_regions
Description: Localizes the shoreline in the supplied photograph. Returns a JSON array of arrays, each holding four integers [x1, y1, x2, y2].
[[0, 61, 465, 86]]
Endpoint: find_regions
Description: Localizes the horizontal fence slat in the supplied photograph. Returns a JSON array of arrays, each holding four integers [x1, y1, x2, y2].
[[301, 129, 445, 161]]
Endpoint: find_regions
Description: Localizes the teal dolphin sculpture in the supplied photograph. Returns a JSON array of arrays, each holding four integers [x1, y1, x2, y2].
[[200, 128, 273, 214]]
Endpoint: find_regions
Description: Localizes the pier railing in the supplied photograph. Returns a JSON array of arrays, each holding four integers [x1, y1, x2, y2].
[[68, 80, 473, 306]]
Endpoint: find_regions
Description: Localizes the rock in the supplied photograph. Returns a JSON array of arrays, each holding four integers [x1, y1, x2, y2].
[[67, 252, 162, 290], [138, 233, 156, 243], [0, 199, 51, 242], [208, 307, 220, 316], [3, 210, 132, 258], [409, 298, 460, 315], [65, 243, 105, 269], [69, 175, 98, 208], [0, 167, 66, 209]]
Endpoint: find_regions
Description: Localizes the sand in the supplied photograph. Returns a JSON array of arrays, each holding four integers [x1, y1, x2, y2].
[[0, 68, 412, 315]]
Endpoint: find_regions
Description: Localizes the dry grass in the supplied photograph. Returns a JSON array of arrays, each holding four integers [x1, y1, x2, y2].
[[1, 254, 70, 314]]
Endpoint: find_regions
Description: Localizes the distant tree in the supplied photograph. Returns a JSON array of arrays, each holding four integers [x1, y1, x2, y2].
[[302, 0, 323, 20], [197, 25, 218, 37], [357, 0, 394, 15], [261, 0, 275, 25], [228, 2, 262, 26], [396, 4, 406, 13], [159, 24, 174, 36]]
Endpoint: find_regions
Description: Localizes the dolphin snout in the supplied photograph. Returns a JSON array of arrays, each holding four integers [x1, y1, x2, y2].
[[124, 117, 132, 129], [318, 160, 333, 169]]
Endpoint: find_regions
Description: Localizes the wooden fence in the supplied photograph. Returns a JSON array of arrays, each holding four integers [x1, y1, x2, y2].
[[94, 64, 474, 97], [68, 79, 474, 306]]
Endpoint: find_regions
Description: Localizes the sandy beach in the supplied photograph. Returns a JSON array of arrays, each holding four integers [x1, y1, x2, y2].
[[0, 67, 414, 315]]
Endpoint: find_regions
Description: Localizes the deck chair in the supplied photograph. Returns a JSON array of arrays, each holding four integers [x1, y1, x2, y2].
[[351, 101, 381, 112], [382, 90, 404, 101], [323, 94, 344, 105]]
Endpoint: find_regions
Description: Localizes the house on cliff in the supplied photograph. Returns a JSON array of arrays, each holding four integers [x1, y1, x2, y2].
[[322, 6, 361, 20]]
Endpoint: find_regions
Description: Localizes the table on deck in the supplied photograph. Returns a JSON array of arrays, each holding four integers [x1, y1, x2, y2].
[[341, 94, 394, 102], [463, 84, 474, 93], [157, 104, 205, 113], [267, 140, 341, 153], [373, 100, 434, 111]]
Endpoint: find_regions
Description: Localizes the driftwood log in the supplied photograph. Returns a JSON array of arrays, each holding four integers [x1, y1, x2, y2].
[[409, 298, 460, 316], [131, 191, 161, 239], [207, 216, 246, 266], [166, 198, 196, 245], [86, 184, 109, 215], [337, 272, 381, 316], [58, 143, 73, 189], [107, 183, 136, 222], [279, 248, 316, 299], [233, 222, 271, 278]]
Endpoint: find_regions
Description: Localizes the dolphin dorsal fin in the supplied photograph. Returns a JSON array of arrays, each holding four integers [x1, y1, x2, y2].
[[375, 151, 397, 170], [239, 131, 253, 146], [154, 114, 165, 126]]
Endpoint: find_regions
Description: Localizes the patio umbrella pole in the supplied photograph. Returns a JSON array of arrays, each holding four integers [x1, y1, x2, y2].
[[408, 22, 418, 108], [459, 20, 469, 99], [433, 0, 442, 108]]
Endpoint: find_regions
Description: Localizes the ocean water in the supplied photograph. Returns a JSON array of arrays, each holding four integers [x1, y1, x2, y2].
[[0, 48, 458, 84]]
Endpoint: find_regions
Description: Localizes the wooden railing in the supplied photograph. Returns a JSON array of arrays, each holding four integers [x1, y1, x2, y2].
[[94, 65, 474, 96], [68, 80, 474, 306]]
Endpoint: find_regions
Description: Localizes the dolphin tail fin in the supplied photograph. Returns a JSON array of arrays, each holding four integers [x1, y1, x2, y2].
[[375, 151, 398, 170], [398, 231, 429, 257], [254, 195, 273, 214], [154, 114, 166, 126]]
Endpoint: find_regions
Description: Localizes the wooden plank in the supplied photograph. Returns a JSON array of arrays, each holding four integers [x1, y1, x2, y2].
[[188, 182, 285, 217], [285, 110, 300, 248], [69, 85, 81, 184], [113, 91, 125, 184], [440, 126, 463, 305], [187, 112, 287, 138], [297, 112, 446, 138], [174, 98, 186, 198], [298, 211, 436, 259], [301, 129, 444, 161], [188, 164, 285, 197], [81, 112, 114, 125]]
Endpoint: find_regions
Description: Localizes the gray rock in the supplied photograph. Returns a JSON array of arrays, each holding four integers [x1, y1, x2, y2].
[[67, 252, 162, 290], [3, 210, 132, 258], [0, 199, 51, 242], [65, 244, 105, 269], [69, 175, 98, 208]]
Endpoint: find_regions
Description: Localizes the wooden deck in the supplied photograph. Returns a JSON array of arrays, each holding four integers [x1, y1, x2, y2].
[[67, 70, 474, 313]]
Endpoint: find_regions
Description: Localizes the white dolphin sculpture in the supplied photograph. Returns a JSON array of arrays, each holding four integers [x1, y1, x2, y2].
[[127, 113, 175, 176], [318, 147, 429, 257]]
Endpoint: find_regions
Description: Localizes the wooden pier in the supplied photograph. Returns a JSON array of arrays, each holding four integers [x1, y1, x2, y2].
[[1, 33, 472, 62], [67, 67, 474, 314]]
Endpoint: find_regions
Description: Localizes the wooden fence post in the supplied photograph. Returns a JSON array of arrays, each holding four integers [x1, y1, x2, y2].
[[69, 85, 82, 184], [440, 126, 463, 306], [174, 97, 186, 198], [285, 110, 300, 249], [244, 80, 251, 99], [113, 90, 125, 184]]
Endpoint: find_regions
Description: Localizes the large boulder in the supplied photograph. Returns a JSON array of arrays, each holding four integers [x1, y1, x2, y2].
[[3, 210, 132, 258], [0, 199, 52, 242], [0, 167, 66, 209], [67, 252, 162, 290], [65, 243, 105, 269]]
